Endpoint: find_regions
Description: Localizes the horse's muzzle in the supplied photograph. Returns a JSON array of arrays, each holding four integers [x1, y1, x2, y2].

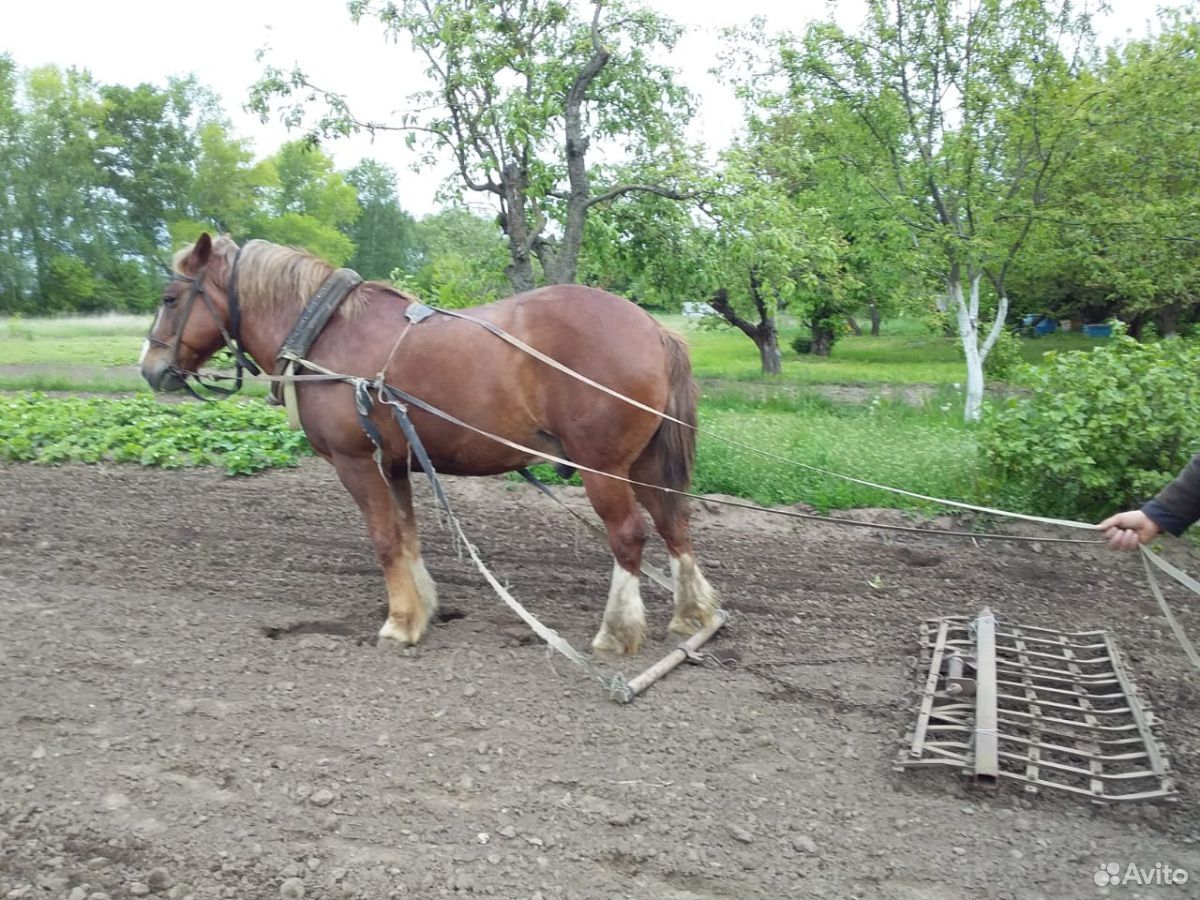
[[141, 359, 185, 393]]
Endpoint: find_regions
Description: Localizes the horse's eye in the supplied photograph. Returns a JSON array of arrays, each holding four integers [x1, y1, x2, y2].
[[163, 295, 177, 307]]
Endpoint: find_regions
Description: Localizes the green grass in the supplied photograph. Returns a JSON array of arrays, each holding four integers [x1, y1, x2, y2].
[[0, 368, 150, 393], [662, 313, 1110, 387], [667, 313, 964, 385], [4, 313, 150, 338], [693, 388, 978, 510], [0, 335, 143, 367], [0, 368, 271, 396], [2, 313, 148, 366], [527, 385, 980, 512]]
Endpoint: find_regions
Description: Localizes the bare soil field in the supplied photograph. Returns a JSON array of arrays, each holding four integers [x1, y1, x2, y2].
[[2, 460, 1199, 900]]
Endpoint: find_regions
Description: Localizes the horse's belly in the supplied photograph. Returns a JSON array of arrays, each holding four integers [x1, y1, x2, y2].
[[422, 434, 545, 477]]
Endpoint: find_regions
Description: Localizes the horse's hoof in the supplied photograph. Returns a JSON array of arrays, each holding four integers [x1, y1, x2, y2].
[[668, 609, 714, 636], [378, 616, 425, 647], [591, 621, 644, 655]]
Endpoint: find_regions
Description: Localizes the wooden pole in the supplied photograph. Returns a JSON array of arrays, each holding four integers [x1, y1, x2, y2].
[[619, 611, 729, 703]]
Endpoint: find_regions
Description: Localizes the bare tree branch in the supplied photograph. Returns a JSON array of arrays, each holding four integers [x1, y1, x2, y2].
[[584, 183, 696, 209]]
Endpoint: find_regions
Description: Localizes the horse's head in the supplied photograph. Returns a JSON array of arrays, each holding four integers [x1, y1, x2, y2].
[[140, 233, 255, 394]]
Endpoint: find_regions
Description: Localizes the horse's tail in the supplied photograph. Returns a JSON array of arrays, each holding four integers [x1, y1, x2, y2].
[[644, 328, 699, 519]]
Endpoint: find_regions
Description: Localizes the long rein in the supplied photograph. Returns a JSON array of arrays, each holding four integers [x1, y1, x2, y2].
[[174, 286, 1200, 672]]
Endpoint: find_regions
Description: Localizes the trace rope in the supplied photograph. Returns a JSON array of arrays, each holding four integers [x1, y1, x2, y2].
[[176, 300, 1200, 676]]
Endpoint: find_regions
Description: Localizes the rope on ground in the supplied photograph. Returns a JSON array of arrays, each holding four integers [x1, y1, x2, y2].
[[365, 379, 635, 702]]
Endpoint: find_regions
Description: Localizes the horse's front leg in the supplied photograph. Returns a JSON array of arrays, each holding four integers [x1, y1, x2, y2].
[[331, 454, 436, 647]]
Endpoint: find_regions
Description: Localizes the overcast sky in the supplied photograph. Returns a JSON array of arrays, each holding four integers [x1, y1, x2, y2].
[[5, 1, 1162, 217]]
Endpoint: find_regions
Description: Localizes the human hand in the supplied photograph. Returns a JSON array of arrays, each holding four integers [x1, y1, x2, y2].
[[1096, 510, 1161, 551]]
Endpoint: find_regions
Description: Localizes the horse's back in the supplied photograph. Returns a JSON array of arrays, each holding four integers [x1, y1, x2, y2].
[[480, 284, 666, 373]]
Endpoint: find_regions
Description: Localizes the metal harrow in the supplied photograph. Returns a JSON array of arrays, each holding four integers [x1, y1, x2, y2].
[[897, 608, 1176, 803]]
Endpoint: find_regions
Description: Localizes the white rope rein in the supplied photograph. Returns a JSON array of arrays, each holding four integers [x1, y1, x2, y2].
[[220, 312, 1200, 675]]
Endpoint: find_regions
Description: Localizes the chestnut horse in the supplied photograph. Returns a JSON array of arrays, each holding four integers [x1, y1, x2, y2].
[[140, 234, 718, 654]]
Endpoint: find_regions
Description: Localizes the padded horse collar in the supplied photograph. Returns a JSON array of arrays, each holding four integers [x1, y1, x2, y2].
[[272, 267, 364, 426], [276, 267, 364, 366]]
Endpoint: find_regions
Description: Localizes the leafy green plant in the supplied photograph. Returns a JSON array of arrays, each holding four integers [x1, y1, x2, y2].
[[980, 336, 1200, 518], [0, 394, 312, 475], [791, 335, 814, 355], [921, 309, 952, 336]]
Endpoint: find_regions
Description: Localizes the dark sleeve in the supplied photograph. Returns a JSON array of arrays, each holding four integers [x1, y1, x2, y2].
[[1142, 453, 1200, 536]]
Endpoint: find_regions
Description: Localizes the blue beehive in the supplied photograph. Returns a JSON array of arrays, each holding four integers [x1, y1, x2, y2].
[[1034, 318, 1058, 335]]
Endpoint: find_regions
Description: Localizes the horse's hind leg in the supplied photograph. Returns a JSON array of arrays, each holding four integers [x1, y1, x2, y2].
[[332, 454, 436, 646], [630, 471, 718, 636], [580, 471, 648, 655]]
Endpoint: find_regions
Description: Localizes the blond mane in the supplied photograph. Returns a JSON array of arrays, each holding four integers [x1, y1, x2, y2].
[[173, 236, 376, 318]]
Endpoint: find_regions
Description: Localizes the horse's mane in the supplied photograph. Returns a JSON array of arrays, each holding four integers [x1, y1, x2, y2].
[[173, 236, 378, 319]]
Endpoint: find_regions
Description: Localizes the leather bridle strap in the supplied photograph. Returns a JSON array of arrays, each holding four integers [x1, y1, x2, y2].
[[211, 243, 261, 382], [146, 271, 236, 401]]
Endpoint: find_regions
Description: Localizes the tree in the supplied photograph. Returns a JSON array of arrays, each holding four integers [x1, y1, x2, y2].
[[344, 159, 422, 280], [769, 102, 928, 339], [0, 55, 27, 311], [771, 0, 1096, 420], [1009, 13, 1200, 338], [576, 186, 701, 305], [96, 79, 199, 261], [252, 0, 698, 292], [254, 140, 359, 265], [701, 143, 852, 373], [401, 206, 511, 308], [173, 120, 275, 242], [9, 65, 112, 313], [0, 57, 372, 313]]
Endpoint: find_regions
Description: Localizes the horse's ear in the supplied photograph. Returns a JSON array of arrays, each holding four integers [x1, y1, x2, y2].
[[184, 233, 213, 272]]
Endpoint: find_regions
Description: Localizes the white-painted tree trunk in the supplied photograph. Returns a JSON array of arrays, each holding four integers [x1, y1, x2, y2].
[[948, 266, 1009, 423]]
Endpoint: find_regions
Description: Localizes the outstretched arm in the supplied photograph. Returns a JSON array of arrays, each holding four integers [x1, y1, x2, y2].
[[1097, 453, 1200, 550]]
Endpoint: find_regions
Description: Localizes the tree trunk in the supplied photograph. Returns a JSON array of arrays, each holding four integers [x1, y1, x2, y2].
[[546, 0, 610, 286], [500, 161, 537, 293], [1157, 303, 1180, 338], [869, 303, 881, 336], [948, 265, 1008, 423], [709, 287, 782, 376], [1127, 313, 1146, 341], [811, 321, 836, 357], [846, 316, 862, 336], [955, 289, 984, 422], [757, 324, 782, 375], [505, 254, 536, 294]]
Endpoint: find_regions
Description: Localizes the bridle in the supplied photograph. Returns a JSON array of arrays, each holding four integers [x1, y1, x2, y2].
[[147, 247, 261, 401]]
